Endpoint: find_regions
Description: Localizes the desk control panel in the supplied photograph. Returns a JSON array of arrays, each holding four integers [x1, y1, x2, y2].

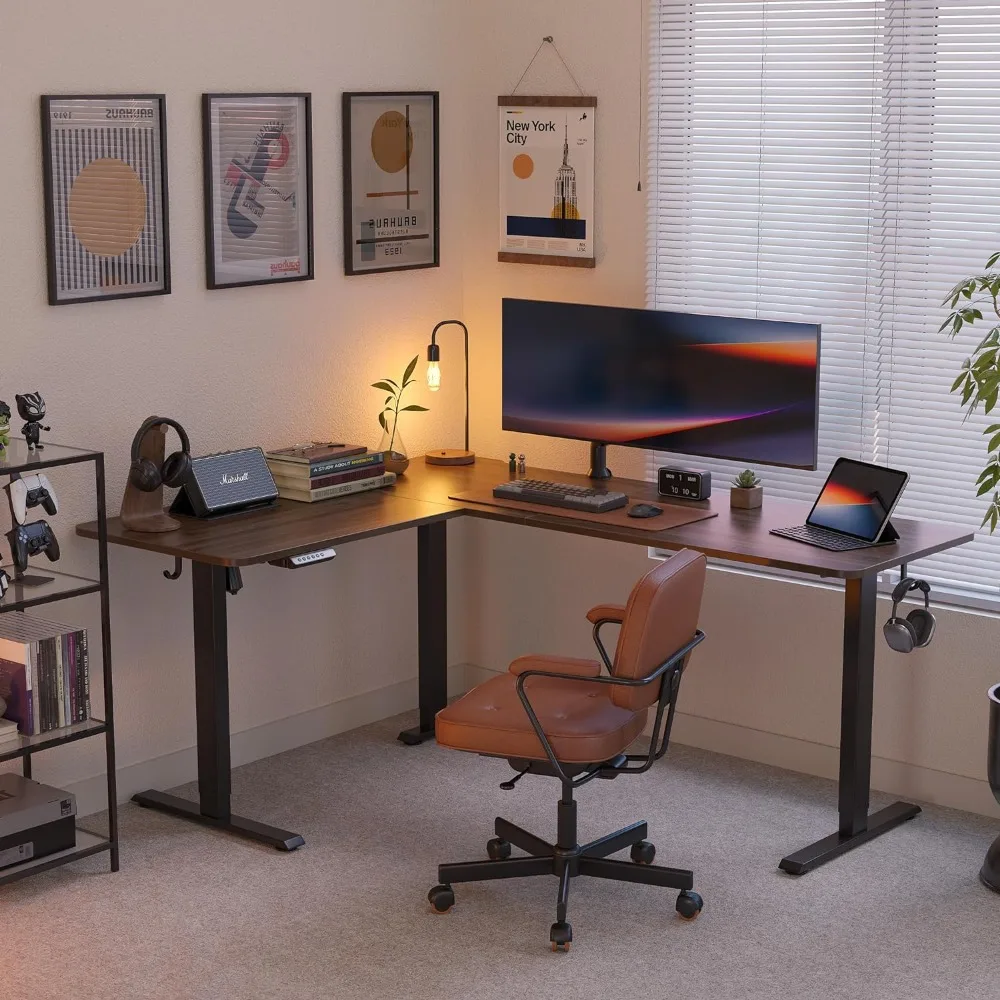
[[270, 547, 337, 569]]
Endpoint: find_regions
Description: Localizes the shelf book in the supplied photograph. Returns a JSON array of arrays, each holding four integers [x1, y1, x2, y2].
[[265, 442, 393, 503], [0, 612, 90, 737]]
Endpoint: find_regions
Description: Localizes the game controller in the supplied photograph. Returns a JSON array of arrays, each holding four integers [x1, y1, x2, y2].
[[6, 474, 59, 524], [0, 569, 8, 599], [5, 520, 61, 573]]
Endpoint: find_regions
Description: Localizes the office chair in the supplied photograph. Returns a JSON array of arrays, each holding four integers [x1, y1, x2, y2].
[[427, 548, 708, 951]]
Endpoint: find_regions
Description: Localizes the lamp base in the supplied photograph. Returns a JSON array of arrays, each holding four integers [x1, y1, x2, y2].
[[425, 449, 475, 466]]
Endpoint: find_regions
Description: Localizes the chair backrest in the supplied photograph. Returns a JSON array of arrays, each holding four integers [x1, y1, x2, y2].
[[611, 549, 707, 710]]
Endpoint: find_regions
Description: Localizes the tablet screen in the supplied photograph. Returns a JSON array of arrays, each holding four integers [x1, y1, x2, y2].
[[806, 459, 908, 541]]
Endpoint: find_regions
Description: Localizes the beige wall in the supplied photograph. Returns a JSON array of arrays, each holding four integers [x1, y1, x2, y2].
[[2, 0, 997, 821]]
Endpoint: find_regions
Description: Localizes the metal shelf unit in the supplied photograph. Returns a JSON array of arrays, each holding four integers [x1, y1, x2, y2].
[[0, 439, 117, 886]]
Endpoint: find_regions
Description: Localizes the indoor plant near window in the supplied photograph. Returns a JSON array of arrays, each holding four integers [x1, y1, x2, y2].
[[941, 250, 1000, 892], [372, 356, 428, 476], [942, 249, 1000, 533], [730, 468, 762, 509]]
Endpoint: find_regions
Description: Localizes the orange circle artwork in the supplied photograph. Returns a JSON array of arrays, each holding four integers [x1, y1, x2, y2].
[[512, 153, 534, 179], [371, 111, 414, 174], [68, 158, 146, 256]]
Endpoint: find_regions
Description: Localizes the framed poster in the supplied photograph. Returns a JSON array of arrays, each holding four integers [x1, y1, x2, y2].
[[498, 96, 596, 268], [342, 91, 439, 275], [40, 94, 170, 305], [203, 93, 313, 289]]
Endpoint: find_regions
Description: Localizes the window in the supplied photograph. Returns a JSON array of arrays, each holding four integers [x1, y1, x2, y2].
[[647, 0, 1000, 604]]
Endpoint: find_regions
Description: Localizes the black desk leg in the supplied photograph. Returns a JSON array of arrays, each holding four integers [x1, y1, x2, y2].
[[779, 573, 919, 875], [133, 561, 305, 851], [398, 521, 449, 745]]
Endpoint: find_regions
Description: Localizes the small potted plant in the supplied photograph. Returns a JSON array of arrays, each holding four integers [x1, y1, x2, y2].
[[730, 469, 763, 509], [0, 400, 10, 454], [372, 356, 428, 476]]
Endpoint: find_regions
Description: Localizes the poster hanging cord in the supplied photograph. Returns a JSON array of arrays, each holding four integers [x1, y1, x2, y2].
[[510, 36, 585, 96], [637, 1, 644, 191]]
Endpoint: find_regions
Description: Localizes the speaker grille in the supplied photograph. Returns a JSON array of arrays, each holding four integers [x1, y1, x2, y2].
[[189, 448, 277, 513]]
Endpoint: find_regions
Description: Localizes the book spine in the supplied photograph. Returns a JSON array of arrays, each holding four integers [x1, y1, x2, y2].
[[76, 631, 85, 722], [25, 643, 34, 736], [28, 643, 38, 736], [55, 636, 66, 729], [302, 472, 396, 502], [80, 631, 90, 720], [45, 638, 55, 733], [273, 464, 386, 490], [268, 452, 383, 478], [68, 632, 77, 724]]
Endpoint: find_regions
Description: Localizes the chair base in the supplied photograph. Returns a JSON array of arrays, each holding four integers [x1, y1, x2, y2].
[[431, 798, 703, 948]]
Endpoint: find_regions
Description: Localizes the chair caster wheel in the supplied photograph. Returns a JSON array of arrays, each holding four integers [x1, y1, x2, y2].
[[676, 890, 703, 920], [630, 840, 656, 865], [549, 921, 572, 952], [487, 837, 512, 861], [428, 884, 455, 913]]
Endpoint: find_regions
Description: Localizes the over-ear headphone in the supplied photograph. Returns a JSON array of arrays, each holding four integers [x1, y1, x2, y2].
[[129, 417, 192, 493], [883, 577, 936, 653]]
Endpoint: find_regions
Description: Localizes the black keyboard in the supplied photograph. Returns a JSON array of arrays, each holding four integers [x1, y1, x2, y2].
[[493, 479, 629, 513], [770, 524, 876, 551]]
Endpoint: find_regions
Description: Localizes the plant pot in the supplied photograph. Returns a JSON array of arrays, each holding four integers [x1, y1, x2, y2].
[[730, 485, 763, 509], [980, 683, 1000, 892]]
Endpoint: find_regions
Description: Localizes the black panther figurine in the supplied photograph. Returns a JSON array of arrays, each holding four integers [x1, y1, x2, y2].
[[16, 393, 50, 452]]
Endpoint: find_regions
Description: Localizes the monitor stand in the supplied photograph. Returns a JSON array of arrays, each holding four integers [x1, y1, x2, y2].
[[589, 442, 612, 480]]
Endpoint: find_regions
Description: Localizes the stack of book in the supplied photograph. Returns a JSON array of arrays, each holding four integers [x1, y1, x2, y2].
[[0, 613, 90, 737], [265, 442, 396, 503]]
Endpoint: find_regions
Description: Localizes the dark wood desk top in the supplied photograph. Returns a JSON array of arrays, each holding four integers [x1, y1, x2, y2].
[[77, 457, 974, 578]]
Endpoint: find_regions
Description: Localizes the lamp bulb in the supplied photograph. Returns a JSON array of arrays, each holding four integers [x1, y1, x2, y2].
[[426, 360, 441, 391]]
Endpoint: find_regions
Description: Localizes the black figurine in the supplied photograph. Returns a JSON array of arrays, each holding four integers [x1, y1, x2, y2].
[[509, 452, 517, 477], [16, 393, 50, 452]]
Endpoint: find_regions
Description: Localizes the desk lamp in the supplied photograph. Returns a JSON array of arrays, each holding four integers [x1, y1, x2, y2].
[[424, 319, 475, 466]]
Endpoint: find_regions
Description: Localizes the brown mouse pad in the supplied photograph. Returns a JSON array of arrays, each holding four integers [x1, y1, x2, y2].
[[449, 488, 717, 532]]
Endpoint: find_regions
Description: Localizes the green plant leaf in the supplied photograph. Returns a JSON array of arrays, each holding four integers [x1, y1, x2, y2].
[[399, 404, 429, 412], [951, 372, 968, 392], [988, 251, 1000, 268], [371, 381, 396, 393], [986, 388, 999, 413], [987, 431, 1000, 454], [978, 479, 996, 496], [402, 355, 419, 386], [962, 381, 975, 405], [385, 394, 394, 406], [378, 411, 387, 431]]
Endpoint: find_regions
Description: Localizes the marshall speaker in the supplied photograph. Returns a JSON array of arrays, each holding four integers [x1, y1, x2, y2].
[[170, 447, 278, 518]]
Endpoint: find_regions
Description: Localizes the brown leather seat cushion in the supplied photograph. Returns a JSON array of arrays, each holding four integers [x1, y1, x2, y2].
[[435, 655, 647, 764]]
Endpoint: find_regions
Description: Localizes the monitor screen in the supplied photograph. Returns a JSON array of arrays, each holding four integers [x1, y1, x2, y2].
[[502, 299, 821, 470], [805, 458, 908, 541]]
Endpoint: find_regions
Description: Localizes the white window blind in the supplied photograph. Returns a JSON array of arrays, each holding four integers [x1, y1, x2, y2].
[[647, 0, 1000, 603]]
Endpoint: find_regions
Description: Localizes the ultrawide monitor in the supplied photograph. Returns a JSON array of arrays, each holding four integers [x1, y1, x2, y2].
[[502, 298, 820, 470]]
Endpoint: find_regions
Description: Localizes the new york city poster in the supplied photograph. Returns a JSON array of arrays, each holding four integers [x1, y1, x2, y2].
[[498, 96, 596, 268]]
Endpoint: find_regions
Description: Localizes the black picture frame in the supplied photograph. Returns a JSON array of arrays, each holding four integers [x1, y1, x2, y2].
[[342, 91, 440, 276], [40, 94, 171, 306], [202, 93, 314, 289]]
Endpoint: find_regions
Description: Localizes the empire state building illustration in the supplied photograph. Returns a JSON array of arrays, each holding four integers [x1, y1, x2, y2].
[[552, 120, 579, 222]]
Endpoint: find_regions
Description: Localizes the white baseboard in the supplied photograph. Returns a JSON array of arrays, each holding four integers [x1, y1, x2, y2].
[[68, 663, 483, 817], [669, 711, 1000, 819], [64, 661, 1000, 822]]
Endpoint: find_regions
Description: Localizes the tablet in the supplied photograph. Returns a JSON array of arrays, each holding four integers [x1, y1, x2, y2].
[[805, 458, 909, 543]]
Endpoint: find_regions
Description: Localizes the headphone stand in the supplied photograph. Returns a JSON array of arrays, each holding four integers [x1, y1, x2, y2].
[[120, 422, 181, 533]]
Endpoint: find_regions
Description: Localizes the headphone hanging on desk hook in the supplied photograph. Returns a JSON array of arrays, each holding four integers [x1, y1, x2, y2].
[[129, 416, 192, 493], [883, 578, 936, 653]]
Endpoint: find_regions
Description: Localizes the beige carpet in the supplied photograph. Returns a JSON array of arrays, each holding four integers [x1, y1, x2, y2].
[[5, 711, 1000, 1000]]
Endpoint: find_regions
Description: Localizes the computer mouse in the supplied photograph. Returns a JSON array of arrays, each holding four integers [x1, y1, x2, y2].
[[627, 503, 663, 519]]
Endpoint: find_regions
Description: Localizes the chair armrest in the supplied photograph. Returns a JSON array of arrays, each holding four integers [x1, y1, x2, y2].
[[586, 603, 626, 625], [509, 654, 602, 679]]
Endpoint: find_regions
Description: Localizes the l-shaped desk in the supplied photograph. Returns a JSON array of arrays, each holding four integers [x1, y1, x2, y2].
[[77, 458, 972, 875]]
